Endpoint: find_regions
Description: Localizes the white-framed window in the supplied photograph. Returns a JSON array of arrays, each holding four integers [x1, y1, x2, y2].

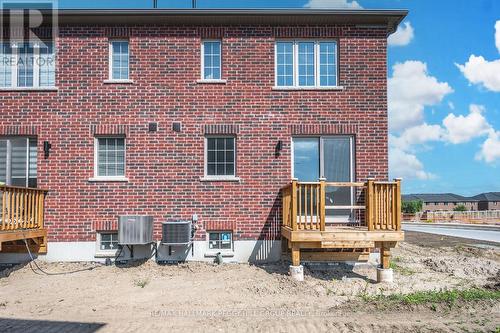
[[201, 40, 221, 80], [204, 136, 236, 178], [275, 40, 338, 88], [94, 137, 126, 180], [96, 232, 119, 256], [0, 41, 55, 88], [0, 137, 37, 187], [109, 40, 129, 81], [208, 231, 232, 250]]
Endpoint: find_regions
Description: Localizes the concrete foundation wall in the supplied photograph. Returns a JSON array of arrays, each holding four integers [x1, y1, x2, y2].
[[0, 240, 282, 264]]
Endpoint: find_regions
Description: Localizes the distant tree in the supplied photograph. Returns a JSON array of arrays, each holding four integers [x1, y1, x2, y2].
[[453, 204, 467, 212], [402, 200, 423, 214]]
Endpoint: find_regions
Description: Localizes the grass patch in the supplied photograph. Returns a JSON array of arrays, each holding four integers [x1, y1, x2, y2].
[[389, 262, 417, 276], [134, 279, 149, 288], [361, 288, 500, 308]]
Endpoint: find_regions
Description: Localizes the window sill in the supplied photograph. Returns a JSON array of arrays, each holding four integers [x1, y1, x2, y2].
[[272, 86, 344, 91], [204, 251, 234, 258], [200, 176, 240, 182], [196, 79, 227, 84], [88, 177, 129, 182], [95, 251, 119, 258], [0, 86, 58, 91], [103, 80, 134, 84]]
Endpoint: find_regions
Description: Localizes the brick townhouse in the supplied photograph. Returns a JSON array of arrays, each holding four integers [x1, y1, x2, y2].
[[0, 9, 407, 263]]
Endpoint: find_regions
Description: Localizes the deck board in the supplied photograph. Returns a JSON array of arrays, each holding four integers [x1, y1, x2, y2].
[[0, 229, 48, 253], [282, 226, 404, 243]]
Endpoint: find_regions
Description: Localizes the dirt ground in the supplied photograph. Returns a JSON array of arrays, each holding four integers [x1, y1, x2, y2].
[[0, 232, 499, 333]]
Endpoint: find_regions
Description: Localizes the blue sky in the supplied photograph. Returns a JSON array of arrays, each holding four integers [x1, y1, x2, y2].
[[55, 0, 500, 195]]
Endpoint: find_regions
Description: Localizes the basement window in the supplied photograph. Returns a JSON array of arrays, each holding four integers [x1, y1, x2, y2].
[[96, 231, 118, 256], [208, 231, 232, 250]]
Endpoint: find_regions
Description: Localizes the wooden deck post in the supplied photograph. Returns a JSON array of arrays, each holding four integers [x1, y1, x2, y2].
[[319, 178, 326, 232], [380, 243, 391, 269], [291, 243, 300, 266], [366, 178, 375, 231], [291, 178, 298, 231], [394, 178, 402, 231]]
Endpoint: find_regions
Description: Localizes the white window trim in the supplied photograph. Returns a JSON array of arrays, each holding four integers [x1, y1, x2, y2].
[[0, 41, 57, 90], [291, 135, 355, 223], [108, 39, 130, 81], [274, 39, 339, 89], [91, 136, 128, 182], [204, 231, 234, 257], [201, 39, 222, 81], [202, 135, 238, 181], [95, 231, 119, 257]]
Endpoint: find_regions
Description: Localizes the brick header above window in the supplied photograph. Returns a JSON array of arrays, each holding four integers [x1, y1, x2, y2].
[[105, 27, 131, 38], [93, 220, 118, 232], [203, 124, 239, 135], [289, 123, 358, 135], [273, 26, 343, 38], [198, 27, 226, 38], [0, 125, 39, 136], [204, 220, 236, 231], [90, 124, 130, 136]]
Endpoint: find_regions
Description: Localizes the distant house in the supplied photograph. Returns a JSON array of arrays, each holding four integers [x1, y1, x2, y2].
[[471, 192, 500, 211], [402, 193, 478, 212]]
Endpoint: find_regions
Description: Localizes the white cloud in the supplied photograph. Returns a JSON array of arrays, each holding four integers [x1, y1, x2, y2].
[[476, 131, 500, 163], [496, 20, 500, 54], [390, 123, 444, 150], [388, 22, 414, 47], [304, 0, 362, 9], [389, 148, 435, 180], [456, 56, 500, 92], [389, 104, 500, 178], [388, 61, 453, 132], [456, 20, 500, 92], [442, 104, 492, 144]]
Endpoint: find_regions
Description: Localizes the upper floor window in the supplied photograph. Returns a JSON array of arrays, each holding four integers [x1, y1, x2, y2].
[[109, 40, 129, 81], [0, 41, 55, 88], [275, 40, 338, 88], [201, 40, 221, 80]]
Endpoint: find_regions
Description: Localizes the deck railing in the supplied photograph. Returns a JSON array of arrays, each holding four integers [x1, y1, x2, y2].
[[282, 179, 401, 232], [0, 185, 48, 232]]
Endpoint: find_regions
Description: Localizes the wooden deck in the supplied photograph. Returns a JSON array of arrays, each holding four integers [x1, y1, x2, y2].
[[0, 185, 48, 253], [281, 179, 404, 268]]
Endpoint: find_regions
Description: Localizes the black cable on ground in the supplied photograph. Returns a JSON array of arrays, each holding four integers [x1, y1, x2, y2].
[[21, 230, 104, 276]]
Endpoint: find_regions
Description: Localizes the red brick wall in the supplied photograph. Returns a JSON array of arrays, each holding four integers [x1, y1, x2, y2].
[[0, 24, 388, 242]]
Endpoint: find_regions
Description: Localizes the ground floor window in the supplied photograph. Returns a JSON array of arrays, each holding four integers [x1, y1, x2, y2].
[[94, 137, 126, 179], [208, 231, 232, 250], [205, 136, 236, 178], [0, 137, 37, 187], [98, 232, 119, 251], [292, 136, 355, 222]]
